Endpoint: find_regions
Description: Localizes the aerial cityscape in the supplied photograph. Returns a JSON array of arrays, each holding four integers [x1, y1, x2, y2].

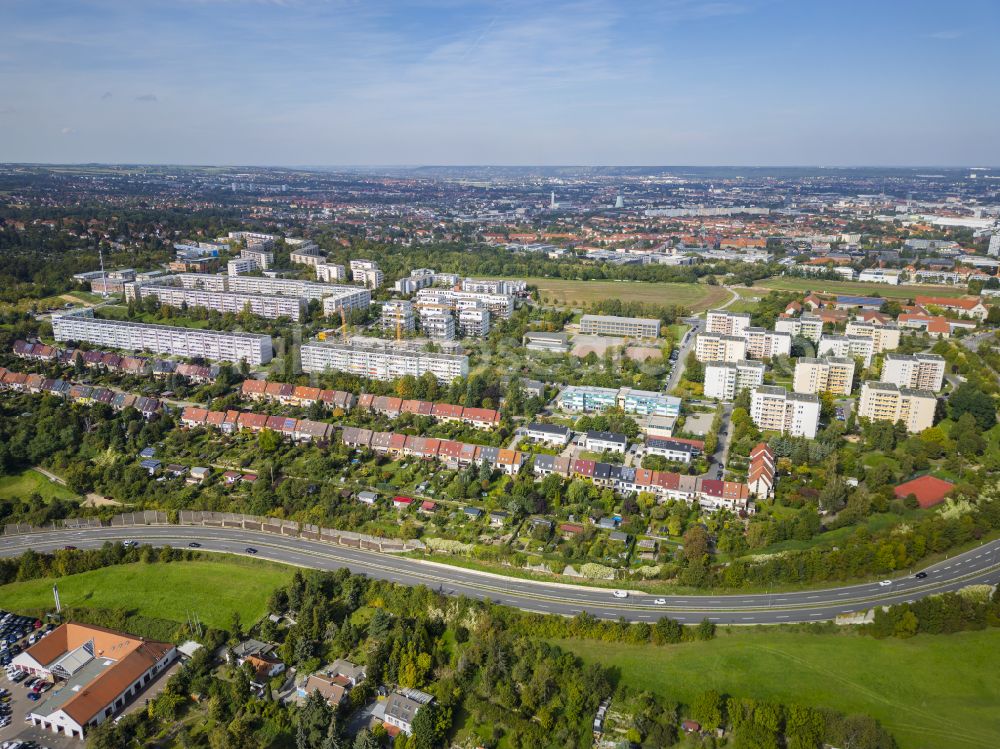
[[1, 2, 999, 749]]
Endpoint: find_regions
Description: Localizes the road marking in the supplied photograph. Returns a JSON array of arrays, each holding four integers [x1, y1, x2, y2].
[[807, 595, 818, 599], [776, 615, 789, 619]]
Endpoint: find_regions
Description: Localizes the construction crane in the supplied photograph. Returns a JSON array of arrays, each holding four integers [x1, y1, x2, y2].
[[340, 306, 348, 343]]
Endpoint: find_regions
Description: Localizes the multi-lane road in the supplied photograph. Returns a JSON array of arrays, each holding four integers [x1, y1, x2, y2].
[[2, 525, 998, 625]]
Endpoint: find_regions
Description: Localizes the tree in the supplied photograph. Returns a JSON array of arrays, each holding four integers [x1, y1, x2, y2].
[[949, 383, 997, 431], [682, 525, 709, 564], [690, 689, 723, 731]]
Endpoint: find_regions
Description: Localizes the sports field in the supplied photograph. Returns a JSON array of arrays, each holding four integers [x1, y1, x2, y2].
[[526, 277, 729, 312], [0, 559, 294, 630], [756, 276, 973, 300], [0, 468, 79, 502], [556, 628, 1000, 749]]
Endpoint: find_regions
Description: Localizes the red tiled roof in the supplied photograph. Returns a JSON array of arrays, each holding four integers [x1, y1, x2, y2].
[[894, 475, 954, 508]]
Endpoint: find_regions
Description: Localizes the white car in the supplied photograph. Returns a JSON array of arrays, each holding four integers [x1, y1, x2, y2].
[[878, 579, 892, 587], [653, 598, 667, 605], [612, 590, 628, 599]]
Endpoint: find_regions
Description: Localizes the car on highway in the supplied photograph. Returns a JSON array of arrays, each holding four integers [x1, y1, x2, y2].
[[245, 547, 258, 555], [878, 579, 892, 587], [653, 598, 667, 605], [612, 590, 628, 599], [188, 542, 201, 548], [122, 540, 137, 548], [915, 571, 928, 579], [63, 545, 77, 550]]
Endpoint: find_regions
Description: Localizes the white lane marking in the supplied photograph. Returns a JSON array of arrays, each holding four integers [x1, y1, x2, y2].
[[776, 615, 789, 619], [807, 595, 818, 599]]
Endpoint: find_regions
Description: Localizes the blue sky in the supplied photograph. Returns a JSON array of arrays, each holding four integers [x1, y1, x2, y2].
[[2, 0, 998, 165]]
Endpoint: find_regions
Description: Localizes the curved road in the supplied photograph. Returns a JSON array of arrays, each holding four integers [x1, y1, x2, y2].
[[2, 526, 998, 624]]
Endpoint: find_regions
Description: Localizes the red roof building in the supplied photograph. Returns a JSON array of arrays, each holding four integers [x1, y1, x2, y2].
[[894, 475, 955, 508]]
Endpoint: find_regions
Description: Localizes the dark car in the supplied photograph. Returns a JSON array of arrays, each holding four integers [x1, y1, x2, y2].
[[245, 547, 258, 555], [63, 545, 78, 550], [915, 571, 928, 579], [188, 542, 202, 548]]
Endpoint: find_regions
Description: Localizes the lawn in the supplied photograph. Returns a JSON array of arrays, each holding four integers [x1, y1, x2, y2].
[[524, 277, 729, 312], [555, 629, 1000, 749], [0, 468, 80, 502], [0, 558, 294, 630], [755, 276, 972, 300]]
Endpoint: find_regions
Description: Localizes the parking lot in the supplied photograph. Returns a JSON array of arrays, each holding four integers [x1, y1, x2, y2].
[[2, 675, 79, 749]]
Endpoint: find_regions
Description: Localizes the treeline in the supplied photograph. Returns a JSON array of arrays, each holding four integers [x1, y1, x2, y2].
[[866, 586, 1000, 639]]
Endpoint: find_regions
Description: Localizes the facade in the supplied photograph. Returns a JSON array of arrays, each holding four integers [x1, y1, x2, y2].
[[703, 359, 766, 400], [743, 327, 792, 359], [12, 623, 177, 740], [240, 246, 274, 270], [557, 385, 619, 412], [523, 331, 570, 353], [419, 311, 457, 340], [858, 268, 902, 285], [705, 310, 751, 336], [51, 309, 273, 365], [585, 430, 628, 453], [793, 356, 855, 396], [457, 306, 491, 337], [316, 263, 347, 283], [858, 381, 937, 433], [227, 258, 259, 276], [524, 422, 571, 446], [817, 334, 875, 367], [461, 278, 526, 295], [750, 386, 821, 438], [300, 339, 469, 383], [616, 387, 681, 417], [775, 314, 824, 342], [695, 332, 748, 363], [881, 353, 946, 392], [380, 300, 416, 334], [415, 288, 514, 319], [131, 284, 306, 321], [579, 314, 660, 338], [844, 321, 901, 354]]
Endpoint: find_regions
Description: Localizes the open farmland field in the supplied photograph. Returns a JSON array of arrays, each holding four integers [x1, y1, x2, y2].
[[525, 277, 730, 312], [556, 628, 1000, 749], [756, 276, 973, 300], [0, 468, 79, 502]]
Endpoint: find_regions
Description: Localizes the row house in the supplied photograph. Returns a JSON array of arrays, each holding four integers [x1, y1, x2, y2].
[[13, 341, 219, 383], [0, 369, 161, 417]]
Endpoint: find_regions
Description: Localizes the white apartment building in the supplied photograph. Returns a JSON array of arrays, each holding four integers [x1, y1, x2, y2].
[[458, 307, 491, 337], [775, 314, 824, 343], [703, 359, 766, 400], [381, 299, 416, 334], [226, 275, 362, 302], [320, 287, 374, 317], [51, 308, 273, 365], [845, 321, 901, 354], [793, 356, 855, 396], [858, 268, 902, 285], [743, 327, 792, 359], [461, 278, 526, 295], [227, 258, 259, 276], [289, 244, 325, 266], [316, 263, 347, 283], [695, 332, 748, 363], [750, 386, 821, 438], [300, 339, 469, 383], [225, 231, 276, 248], [240, 246, 274, 270], [706, 310, 751, 336], [817, 334, 876, 367], [415, 288, 514, 319], [579, 314, 660, 338], [420, 311, 456, 340], [394, 274, 434, 294], [880, 353, 946, 392], [354, 267, 384, 289], [133, 284, 307, 321], [858, 381, 937, 433]]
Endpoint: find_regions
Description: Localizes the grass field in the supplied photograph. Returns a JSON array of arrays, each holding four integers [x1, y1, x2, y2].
[[525, 277, 729, 312], [556, 629, 1000, 749], [0, 468, 79, 502], [755, 276, 972, 300], [0, 559, 294, 630]]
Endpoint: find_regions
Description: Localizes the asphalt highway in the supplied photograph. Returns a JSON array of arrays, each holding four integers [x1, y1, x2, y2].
[[2, 525, 998, 624]]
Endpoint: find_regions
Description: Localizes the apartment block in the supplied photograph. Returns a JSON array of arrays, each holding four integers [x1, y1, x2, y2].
[[858, 381, 937, 433], [350, 260, 384, 289], [133, 284, 307, 321], [845, 321, 901, 354], [461, 278, 526, 295], [420, 311, 456, 340], [616, 388, 681, 417], [750, 386, 820, 438], [227, 258, 260, 276], [817, 334, 875, 367], [705, 310, 751, 336], [457, 307, 491, 337], [51, 308, 273, 365], [793, 356, 855, 396], [415, 288, 514, 319], [556, 385, 619, 412], [300, 339, 468, 383], [880, 353, 946, 393], [775, 314, 824, 343], [316, 263, 347, 283], [240, 246, 274, 270], [289, 244, 325, 267], [319, 287, 375, 316], [695, 332, 748, 363], [381, 300, 416, 334], [743, 327, 792, 359], [703, 360, 766, 400], [579, 314, 660, 338]]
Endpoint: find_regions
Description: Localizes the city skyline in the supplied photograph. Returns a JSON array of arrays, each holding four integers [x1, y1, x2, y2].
[[2, 0, 999, 166]]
